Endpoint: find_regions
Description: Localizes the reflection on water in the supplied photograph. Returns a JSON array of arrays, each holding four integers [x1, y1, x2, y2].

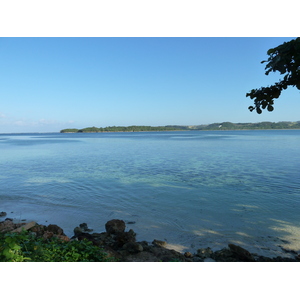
[[0, 130, 300, 257], [269, 219, 300, 251]]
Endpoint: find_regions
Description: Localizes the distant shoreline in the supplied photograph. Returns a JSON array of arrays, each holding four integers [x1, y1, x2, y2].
[[60, 121, 300, 133], [60, 128, 300, 133]]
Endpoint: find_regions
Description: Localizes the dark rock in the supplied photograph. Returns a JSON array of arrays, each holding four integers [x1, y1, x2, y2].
[[76, 232, 92, 240], [112, 230, 137, 249], [0, 212, 7, 217], [184, 252, 193, 258], [152, 248, 187, 262], [105, 219, 126, 234], [29, 224, 68, 243], [152, 239, 167, 247], [91, 232, 110, 242], [228, 244, 255, 262], [29, 224, 47, 237], [76, 232, 98, 245], [57, 235, 70, 242], [139, 241, 151, 251], [79, 223, 88, 229], [101, 246, 122, 261], [79, 223, 93, 232], [41, 228, 70, 242], [74, 226, 83, 236], [128, 229, 136, 237], [123, 242, 144, 253], [89, 232, 116, 248], [126, 221, 136, 224], [196, 247, 213, 259], [0, 219, 27, 233], [0, 219, 17, 233], [46, 224, 64, 235], [42, 231, 54, 239], [212, 248, 236, 262]]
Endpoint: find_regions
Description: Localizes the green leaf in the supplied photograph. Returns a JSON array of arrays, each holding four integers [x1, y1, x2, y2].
[[267, 48, 275, 55], [10, 244, 21, 250], [5, 237, 13, 244], [3, 248, 13, 258], [256, 107, 262, 114]]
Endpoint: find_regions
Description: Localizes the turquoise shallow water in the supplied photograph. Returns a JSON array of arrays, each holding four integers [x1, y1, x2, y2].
[[1, 130, 300, 257]]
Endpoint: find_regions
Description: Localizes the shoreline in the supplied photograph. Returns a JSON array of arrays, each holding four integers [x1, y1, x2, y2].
[[1, 214, 299, 262], [60, 122, 300, 133], [60, 128, 300, 133], [1, 127, 300, 135]]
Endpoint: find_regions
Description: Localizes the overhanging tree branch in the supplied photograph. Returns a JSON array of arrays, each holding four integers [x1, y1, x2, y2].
[[247, 37, 300, 114]]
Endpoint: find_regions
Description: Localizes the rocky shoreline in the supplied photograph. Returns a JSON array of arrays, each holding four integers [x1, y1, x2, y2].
[[1, 214, 299, 262]]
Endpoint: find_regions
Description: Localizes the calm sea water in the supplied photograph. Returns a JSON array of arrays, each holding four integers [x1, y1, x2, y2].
[[1, 130, 300, 257]]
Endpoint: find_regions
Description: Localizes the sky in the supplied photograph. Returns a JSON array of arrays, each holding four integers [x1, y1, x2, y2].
[[0, 37, 298, 133]]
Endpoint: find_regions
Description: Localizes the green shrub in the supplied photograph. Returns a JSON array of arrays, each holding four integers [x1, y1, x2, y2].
[[0, 231, 31, 261], [0, 230, 115, 262]]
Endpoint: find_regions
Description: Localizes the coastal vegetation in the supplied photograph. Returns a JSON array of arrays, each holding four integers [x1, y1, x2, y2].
[[247, 37, 300, 114], [60, 125, 186, 133], [0, 229, 114, 262], [193, 121, 300, 130], [60, 121, 300, 133]]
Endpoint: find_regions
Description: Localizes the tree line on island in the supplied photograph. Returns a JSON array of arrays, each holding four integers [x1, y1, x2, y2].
[[60, 121, 300, 133]]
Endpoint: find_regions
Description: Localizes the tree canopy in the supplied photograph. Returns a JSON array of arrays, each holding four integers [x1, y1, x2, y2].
[[247, 37, 300, 114]]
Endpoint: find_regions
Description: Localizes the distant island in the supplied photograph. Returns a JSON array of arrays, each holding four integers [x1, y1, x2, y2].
[[60, 121, 300, 133]]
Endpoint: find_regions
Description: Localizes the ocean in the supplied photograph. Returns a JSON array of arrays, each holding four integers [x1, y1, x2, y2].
[[1, 130, 300, 257]]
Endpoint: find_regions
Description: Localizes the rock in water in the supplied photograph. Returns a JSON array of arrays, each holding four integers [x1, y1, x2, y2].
[[184, 252, 193, 258], [228, 243, 255, 262], [79, 223, 93, 232], [197, 247, 213, 259], [152, 239, 167, 247], [74, 226, 83, 236], [105, 219, 126, 234]]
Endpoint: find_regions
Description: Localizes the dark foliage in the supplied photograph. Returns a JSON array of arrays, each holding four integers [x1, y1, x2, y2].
[[247, 37, 300, 114]]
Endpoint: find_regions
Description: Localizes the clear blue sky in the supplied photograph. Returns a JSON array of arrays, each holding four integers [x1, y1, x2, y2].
[[0, 37, 298, 133]]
